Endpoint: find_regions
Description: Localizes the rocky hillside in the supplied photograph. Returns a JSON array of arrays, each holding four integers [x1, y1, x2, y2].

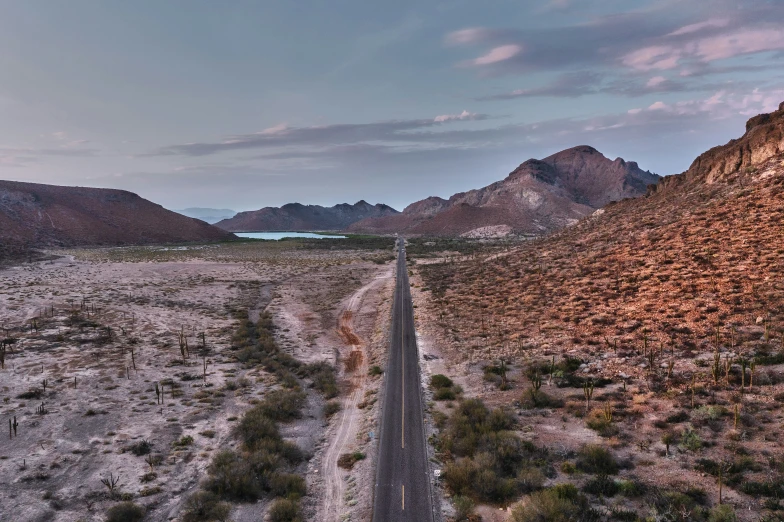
[[412, 103, 784, 518], [349, 145, 659, 236], [215, 200, 399, 232], [0, 181, 234, 253]]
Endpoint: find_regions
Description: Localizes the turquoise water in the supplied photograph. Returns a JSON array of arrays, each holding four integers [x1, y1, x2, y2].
[[236, 232, 346, 240]]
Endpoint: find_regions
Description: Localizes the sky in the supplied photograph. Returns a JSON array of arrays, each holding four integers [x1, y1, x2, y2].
[[1, 0, 783, 212]]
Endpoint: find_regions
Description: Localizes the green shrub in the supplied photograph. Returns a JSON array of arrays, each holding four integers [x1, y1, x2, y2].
[[268, 472, 306, 499], [708, 504, 737, 522], [582, 474, 619, 497], [368, 365, 383, 376], [520, 389, 562, 409], [576, 445, 618, 475], [173, 435, 194, 448], [301, 362, 338, 399], [204, 450, 261, 500], [431, 374, 454, 389], [256, 389, 306, 422], [105, 502, 145, 522], [181, 491, 231, 522], [680, 427, 704, 452], [268, 498, 302, 522], [433, 387, 456, 401], [452, 495, 475, 521], [510, 487, 584, 522], [323, 401, 341, 418]]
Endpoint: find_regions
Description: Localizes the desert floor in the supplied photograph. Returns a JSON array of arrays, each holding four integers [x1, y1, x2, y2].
[[0, 239, 395, 522]]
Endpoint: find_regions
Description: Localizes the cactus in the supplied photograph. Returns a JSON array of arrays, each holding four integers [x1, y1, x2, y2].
[[712, 349, 721, 384], [583, 379, 594, 412], [734, 403, 740, 430], [603, 402, 613, 423], [531, 371, 542, 392], [155, 383, 161, 405], [100, 473, 122, 498]]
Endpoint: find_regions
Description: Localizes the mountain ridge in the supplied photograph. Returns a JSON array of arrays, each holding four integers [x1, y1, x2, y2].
[[0, 180, 234, 253], [215, 200, 399, 232], [349, 145, 659, 236]]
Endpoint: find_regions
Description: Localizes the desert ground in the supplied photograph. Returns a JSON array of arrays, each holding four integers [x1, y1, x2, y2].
[[0, 238, 395, 522]]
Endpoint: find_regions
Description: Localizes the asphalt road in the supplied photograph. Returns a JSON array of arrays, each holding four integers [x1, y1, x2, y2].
[[373, 240, 434, 522]]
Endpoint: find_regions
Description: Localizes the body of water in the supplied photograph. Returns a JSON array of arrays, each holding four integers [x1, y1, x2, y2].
[[235, 232, 346, 240]]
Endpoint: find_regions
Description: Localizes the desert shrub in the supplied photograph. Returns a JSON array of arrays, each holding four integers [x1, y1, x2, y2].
[[576, 445, 618, 475], [323, 401, 341, 418], [741, 480, 784, 498], [204, 450, 261, 500], [126, 440, 152, 456], [452, 495, 475, 521], [268, 472, 306, 499], [433, 387, 456, 401], [181, 491, 231, 522], [582, 474, 619, 497], [368, 365, 383, 376], [17, 388, 43, 400], [616, 478, 646, 498], [679, 427, 704, 452], [666, 410, 690, 423], [256, 389, 306, 422], [431, 374, 454, 388], [585, 410, 618, 437], [708, 504, 737, 522], [438, 398, 550, 503], [172, 435, 194, 448], [509, 485, 594, 522], [105, 502, 145, 522], [301, 362, 338, 399], [268, 498, 302, 522], [520, 389, 563, 409], [337, 452, 365, 470]]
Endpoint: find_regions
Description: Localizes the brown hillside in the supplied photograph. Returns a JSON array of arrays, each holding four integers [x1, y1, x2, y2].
[[412, 103, 784, 517], [349, 145, 659, 236], [0, 180, 234, 251]]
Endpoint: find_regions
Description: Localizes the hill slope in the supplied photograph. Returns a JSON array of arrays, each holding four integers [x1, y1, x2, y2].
[[215, 200, 399, 232], [411, 102, 784, 519], [0, 180, 234, 251], [349, 145, 659, 236]]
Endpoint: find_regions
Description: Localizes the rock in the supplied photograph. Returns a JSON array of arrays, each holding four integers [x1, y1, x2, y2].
[[756, 316, 764, 324]]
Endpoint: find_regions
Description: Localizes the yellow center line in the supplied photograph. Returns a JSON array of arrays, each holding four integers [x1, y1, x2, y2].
[[402, 484, 405, 510]]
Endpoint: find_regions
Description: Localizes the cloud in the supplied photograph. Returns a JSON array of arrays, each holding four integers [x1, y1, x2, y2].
[[667, 18, 730, 37], [477, 71, 602, 100], [150, 112, 492, 157], [467, 45, 523, 66], [433, 110, 482, 122], [447, 3, 784, 78]]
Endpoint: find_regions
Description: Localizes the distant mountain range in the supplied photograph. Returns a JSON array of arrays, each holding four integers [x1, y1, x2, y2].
[[174, 207, 237, 224], [0, 181, 234, 253], [348, 146, 660, 236], [215, 200, 399, 232]]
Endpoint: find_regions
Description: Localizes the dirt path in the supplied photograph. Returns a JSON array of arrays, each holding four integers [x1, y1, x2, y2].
[[321, 282, 377, 521]]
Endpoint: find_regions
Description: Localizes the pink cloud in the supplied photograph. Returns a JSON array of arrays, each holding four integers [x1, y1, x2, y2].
[[667, 18, 730, 37], [469, 44, 523, 66], [445, 27, 494, 46], [692, 29, 784, 62], [622, 46, 681, 71]]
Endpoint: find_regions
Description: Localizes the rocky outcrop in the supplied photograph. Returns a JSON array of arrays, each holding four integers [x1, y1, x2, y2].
[[0, 180, 235, 252], [651, 102, 784, 195], [350, 146, 659, 236], [215, 200, 399, 232]]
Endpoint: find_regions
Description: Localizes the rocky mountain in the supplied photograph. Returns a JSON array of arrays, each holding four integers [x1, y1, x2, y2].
[[412, 103, 784, 521], [174, 207, 237, 224], [215, 200, 399, 232], [349, 146, 660, 236], [0, 181, 235, 253]]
